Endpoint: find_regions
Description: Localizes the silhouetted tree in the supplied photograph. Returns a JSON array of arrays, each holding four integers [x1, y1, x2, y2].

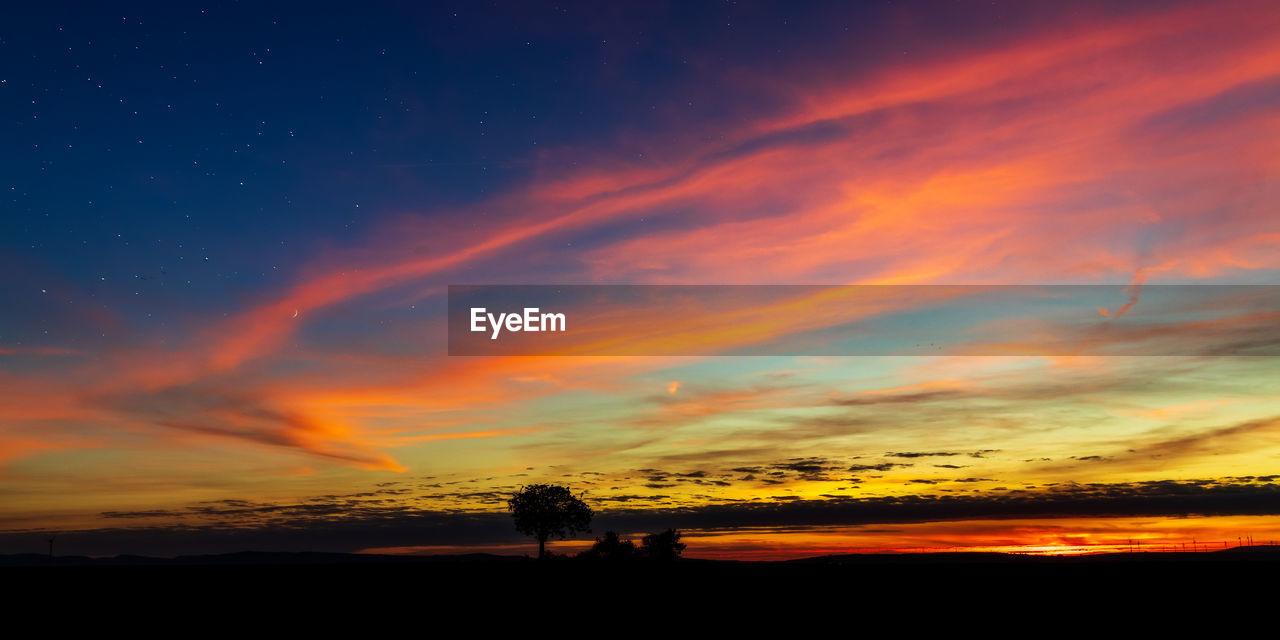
[[507, 484, 593, 559], [640, 528, 686, 560], [580, 530, 636, 560]]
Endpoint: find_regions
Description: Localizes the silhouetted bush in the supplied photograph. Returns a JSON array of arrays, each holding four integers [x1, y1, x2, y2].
[[579, 531, 637, 560], [640, 528, 686, 560]]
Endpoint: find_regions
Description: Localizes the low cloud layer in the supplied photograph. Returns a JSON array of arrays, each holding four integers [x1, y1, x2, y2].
[[7, 478, 1279, 557]]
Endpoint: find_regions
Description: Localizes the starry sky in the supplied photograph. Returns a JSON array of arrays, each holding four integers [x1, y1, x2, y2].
[[3, 0, 1280, 558]]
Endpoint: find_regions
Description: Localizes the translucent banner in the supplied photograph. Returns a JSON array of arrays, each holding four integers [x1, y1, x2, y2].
[[447, 285, 1280, 356]]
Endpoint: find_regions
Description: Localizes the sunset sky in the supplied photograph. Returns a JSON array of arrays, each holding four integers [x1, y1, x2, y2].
[[2, 0, 1279, 559]]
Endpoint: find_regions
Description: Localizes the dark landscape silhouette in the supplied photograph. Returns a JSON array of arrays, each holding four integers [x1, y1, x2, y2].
[[6, 483, 1278, 613], [9, 484, 1280, 568]]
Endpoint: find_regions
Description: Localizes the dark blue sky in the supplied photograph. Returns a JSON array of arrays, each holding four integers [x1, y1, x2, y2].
[[3, 1, 850, 338], [0, 0, 1165, 348]]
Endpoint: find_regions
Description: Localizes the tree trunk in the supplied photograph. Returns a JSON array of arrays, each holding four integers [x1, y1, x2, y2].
[[538, 536, 546, 559]]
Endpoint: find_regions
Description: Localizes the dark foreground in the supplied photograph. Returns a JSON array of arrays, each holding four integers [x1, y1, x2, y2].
[[5, 548, 1278, 611]]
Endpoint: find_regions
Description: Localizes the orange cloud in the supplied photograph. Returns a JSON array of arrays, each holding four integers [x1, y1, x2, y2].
[[4, 0, 1278, 488]]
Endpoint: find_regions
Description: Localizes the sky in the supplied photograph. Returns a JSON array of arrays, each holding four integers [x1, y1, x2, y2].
[[2, 0, 1279, 559]]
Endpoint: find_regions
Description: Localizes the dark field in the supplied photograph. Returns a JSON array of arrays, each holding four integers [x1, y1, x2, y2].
[[6, 548, 1277, 611]]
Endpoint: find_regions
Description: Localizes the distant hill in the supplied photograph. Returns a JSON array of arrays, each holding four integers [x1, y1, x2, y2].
[[789, 547, 1280, 564], [5, 546, 1280, 567], [0, 550, 525, 567]]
